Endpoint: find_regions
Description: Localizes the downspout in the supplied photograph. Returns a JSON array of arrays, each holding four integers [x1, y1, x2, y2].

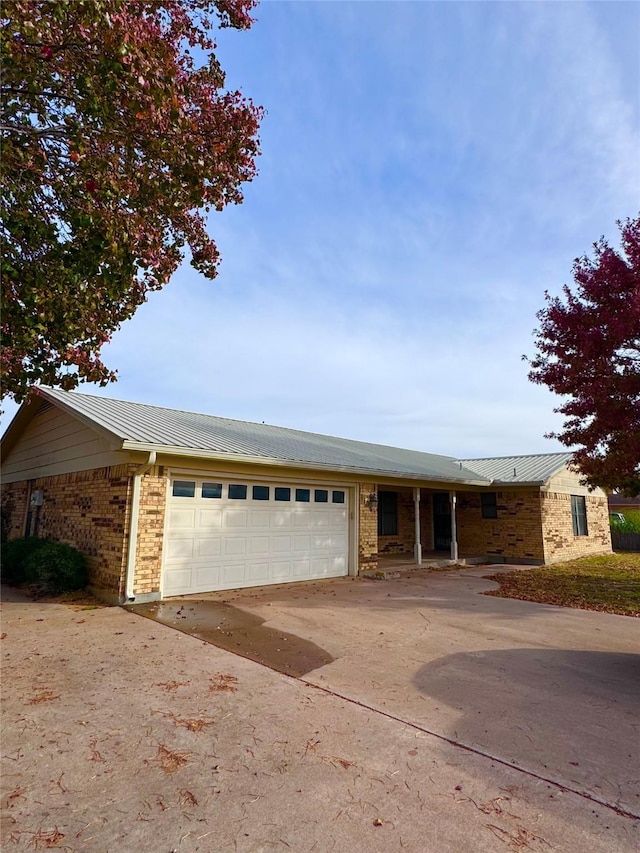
[[450, 491, 459, 561], [414, 487, 422, 566], [123, 451, 156, 604]]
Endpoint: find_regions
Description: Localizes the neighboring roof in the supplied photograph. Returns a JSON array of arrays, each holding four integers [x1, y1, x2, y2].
[[459, 453, 574, 485], [2, 387, 492, 486], [607, 494, 640, 508]]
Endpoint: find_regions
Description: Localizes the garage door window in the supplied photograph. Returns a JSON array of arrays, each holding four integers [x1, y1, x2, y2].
[[253, 485, 270, 500], [202, 483, 222, 499], [295, 488, 310, 502], [275, 487, 291, 501], [315, 489, 328, 503], [172, 480, 196, 498], [228, 484, 247, 499], [332, 490, 345, 503]]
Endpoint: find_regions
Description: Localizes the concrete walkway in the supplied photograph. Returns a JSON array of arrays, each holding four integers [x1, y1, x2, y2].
[[1, 571, 638, 852]]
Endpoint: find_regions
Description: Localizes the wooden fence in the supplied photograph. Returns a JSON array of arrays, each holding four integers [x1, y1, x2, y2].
[[611, 530, 640, 552]]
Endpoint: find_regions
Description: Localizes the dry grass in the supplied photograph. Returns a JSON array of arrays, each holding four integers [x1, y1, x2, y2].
[[486, 552, 640, 616]]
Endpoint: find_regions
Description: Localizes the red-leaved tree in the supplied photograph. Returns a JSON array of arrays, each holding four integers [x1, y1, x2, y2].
[[1, 0, 262, 401], [528, 215, 640, 495]]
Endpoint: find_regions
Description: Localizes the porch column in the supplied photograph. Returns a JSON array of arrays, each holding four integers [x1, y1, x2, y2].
[[449, 491, 459, 561], [414, 487, 422, 566]]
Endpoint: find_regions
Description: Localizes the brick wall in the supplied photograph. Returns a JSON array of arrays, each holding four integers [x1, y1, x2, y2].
[[1, 466, 134, 597], [358, 484, 378, 573], [1, 480, 29, 540], [133, 472, 167, 596], [378, 488, 415, 555], [541, 492, 612, 563], [457, 489, 545, 561]]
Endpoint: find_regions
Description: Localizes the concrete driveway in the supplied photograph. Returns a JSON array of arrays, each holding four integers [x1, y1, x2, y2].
[[2, 568, 639, 852]]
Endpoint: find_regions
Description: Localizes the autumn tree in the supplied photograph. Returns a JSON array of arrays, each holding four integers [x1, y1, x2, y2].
[[528, 215, 640, 495], [1, 0, 262, 401]]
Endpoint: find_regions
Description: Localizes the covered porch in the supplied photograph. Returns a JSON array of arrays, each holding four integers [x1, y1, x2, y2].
[[359, 483, 496, 575]]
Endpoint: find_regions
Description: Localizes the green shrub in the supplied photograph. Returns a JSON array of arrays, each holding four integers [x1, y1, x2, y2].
[[610, 510, 640, 534], [1, 537, 52, 585], [23, 541, 87, 595]]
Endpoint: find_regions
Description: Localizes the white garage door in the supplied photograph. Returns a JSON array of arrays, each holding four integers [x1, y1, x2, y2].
[[162, 477, 350, 596]]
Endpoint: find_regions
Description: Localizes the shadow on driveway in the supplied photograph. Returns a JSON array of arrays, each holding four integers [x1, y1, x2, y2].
[[130, 598, 334, 677]]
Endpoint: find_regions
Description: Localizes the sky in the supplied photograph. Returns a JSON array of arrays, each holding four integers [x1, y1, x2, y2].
[[4, 1, 639, 458]]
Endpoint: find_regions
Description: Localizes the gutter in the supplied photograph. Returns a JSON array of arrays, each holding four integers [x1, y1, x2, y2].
[[122, 451, 156, 604]]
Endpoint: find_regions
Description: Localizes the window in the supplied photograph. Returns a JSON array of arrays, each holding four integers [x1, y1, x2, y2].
[[275, 487, 291, 501], [314, 489, 328, 503], [228, 484, 247, 500], [332, 490, 345, 504], [202, 482, 222, 499], [571, 495, 588, 536], [295, 488, 310, 502], [378, 491, 398, 536], [481, 492, 498, 519], [172, 480, 195, 498], [252, 485, 270, 500]]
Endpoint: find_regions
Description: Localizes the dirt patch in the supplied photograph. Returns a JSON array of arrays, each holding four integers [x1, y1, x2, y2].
[[130, 599, 334, 677]]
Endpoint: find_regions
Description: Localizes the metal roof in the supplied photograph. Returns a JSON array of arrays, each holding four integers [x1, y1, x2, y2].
[[458, 453, 573, 485], [27, 388, 492, 485]]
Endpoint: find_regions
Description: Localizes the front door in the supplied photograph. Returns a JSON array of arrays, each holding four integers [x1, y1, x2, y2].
[[433, 492, 451, 551]]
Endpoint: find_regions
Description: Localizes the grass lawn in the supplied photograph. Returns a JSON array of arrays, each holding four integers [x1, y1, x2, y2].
[[485, 552, 640, 616]]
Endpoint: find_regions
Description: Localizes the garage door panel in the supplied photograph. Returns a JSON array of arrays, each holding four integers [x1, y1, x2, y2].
[[168, 508, 196, 529], [166, 539, 194, 559], [193, 565, 220, 588], [197, 539, 221, 557], [271, 561, 292, 579], [247, 562, 269, 581], [249, 536, 270, 555], [197, 509, 223, 529], [225, 510, 248, 528], [224, 538, 246, 556], [163, 478, 349, 595], [292, 534, 311, 552], [222, 562, 248, 584]]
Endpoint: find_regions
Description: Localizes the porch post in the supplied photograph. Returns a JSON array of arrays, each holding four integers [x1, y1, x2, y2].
[[414, 487, 422, 566], [450, 491, 459, 561]]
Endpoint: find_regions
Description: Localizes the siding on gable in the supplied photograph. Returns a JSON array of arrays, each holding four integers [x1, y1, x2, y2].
[[545, 467, 607, 498], [1, 405, 127, 483]]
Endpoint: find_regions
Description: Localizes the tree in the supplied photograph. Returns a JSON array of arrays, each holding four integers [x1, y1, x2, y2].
[[528, 215, 640, 495], [1, 0, 262, 401]]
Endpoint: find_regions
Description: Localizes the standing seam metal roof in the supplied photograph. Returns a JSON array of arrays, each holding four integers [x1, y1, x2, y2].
[[459, 453, 574, 484], [32, 387, 492, 484]]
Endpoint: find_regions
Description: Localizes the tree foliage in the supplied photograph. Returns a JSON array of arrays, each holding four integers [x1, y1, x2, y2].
[[1, 0, 262, 400], [529, 215, 640, 495]]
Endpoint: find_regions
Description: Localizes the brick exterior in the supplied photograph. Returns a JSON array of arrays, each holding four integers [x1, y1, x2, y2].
[[1, 480, 29, 540], [358, 484, 378, 572], [133, 472, 167, 596], [541, 491, 611, 563], [1, 465, 134, 597], [456, 489, 546, 561], [378, 488, 415, 555]]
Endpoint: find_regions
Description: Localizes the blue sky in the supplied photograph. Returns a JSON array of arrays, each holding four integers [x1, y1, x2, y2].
[[5, 1, 639, 457]]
